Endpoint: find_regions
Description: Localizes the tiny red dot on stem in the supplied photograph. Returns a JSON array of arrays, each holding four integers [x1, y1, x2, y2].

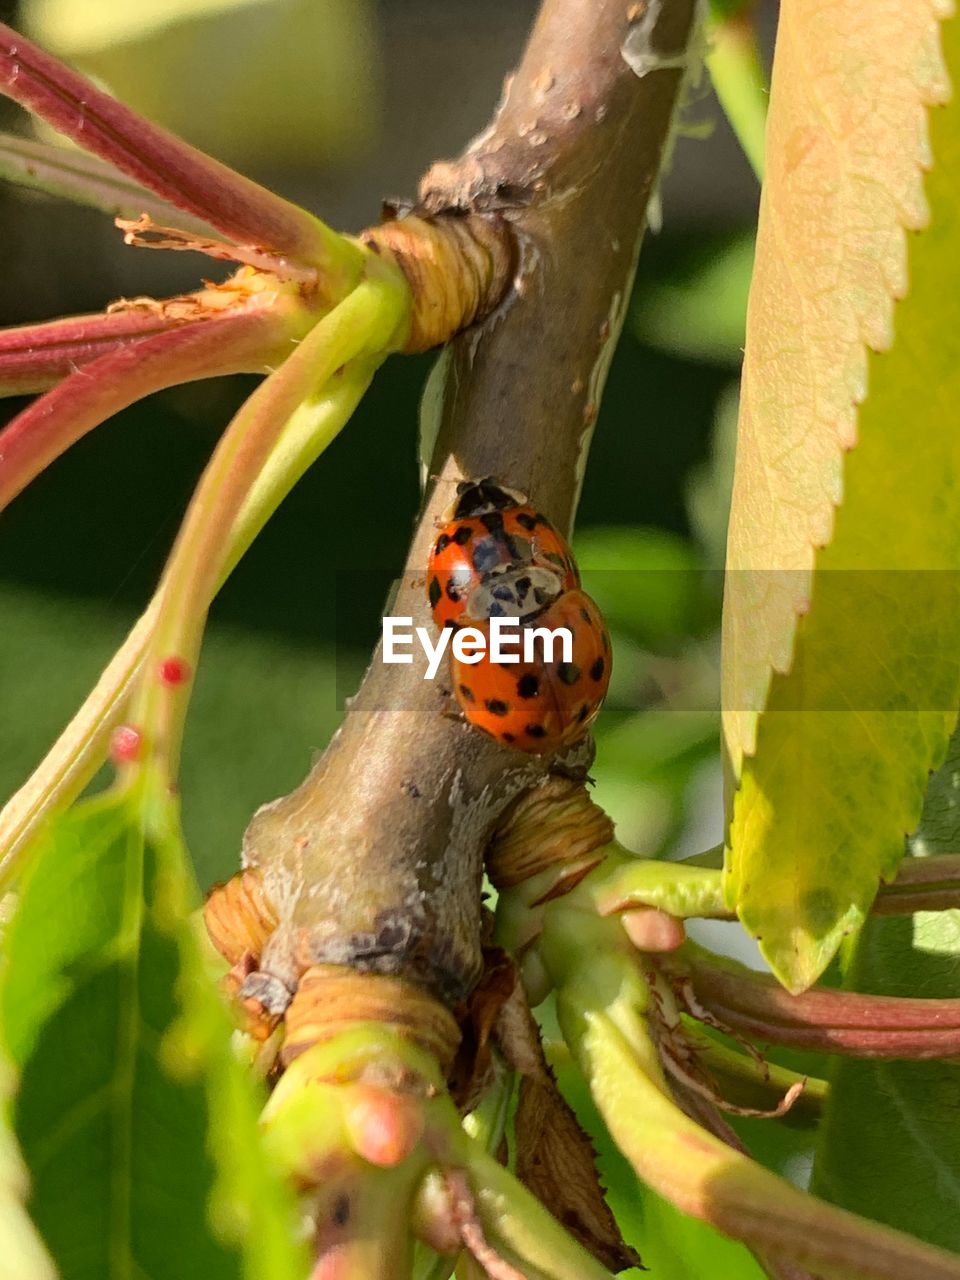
[[110, 724, 143, 764], [157, 656, 191, 686]]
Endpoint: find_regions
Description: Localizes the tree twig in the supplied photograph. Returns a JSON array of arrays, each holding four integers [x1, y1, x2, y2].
[[244, 0, 700, 1003]]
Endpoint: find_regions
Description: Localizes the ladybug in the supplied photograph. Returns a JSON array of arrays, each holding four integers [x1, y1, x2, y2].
[[452, 586, 611, 754], [427, 478, 579, 630]]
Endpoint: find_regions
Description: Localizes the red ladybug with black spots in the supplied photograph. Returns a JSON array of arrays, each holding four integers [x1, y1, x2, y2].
[[451, 583, 611, 754], [426, 478, 579, 631]]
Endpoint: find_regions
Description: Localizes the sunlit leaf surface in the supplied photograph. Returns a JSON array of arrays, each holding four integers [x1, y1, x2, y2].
[[723, 2, 960, 989]]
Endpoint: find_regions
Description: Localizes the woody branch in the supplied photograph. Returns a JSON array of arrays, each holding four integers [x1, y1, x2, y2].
[[241, 0, 699, 1006]]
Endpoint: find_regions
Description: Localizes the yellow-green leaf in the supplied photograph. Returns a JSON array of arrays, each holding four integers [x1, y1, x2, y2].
[[1, 788, 306, 1277], [722, 2, 960, 989]]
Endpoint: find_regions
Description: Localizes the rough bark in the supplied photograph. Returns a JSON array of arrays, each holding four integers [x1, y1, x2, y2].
[[245, 0, 700, 1004]]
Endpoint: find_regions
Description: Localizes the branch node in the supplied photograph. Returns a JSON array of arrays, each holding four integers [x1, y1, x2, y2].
[[487, 775, 612, 896], [360, 212, 514, 352], [282, 965, 461, 1074]]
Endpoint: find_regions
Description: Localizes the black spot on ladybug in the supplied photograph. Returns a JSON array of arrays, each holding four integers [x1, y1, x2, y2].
[[471, 537, 501, 574], [577, 703, 590, 723], [435, 533, 451, 554], [590, 656, 605, 682], [502, 732, 516, 743], [505, 533, 531, 561], [485, 698, 510, 717], [526, 723, 547, 739], [488, 602, 508, 618], [428, 577, 442, 609], [459, 683, 476, 702], [453, 524, 473, 545], [557, 662, 581, 685], [443, 619, 461, 632], [480, 511, 506, 536], [533, 587, 552, 607], [491, 583, 515, 602], [515, 511, 538, 531], [517, 673, 540, 699], [579, 605, 592, 624]]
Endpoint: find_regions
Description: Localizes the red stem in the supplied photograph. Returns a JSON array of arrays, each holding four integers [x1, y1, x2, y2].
[[681, 949, 960, 1059], [0, 22, 329, 266], [0, 307, 204, 395], [874, 855, 960, 914], [0, 307, 285, 511]]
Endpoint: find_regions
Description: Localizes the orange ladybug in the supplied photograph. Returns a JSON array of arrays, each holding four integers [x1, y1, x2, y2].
[[427, 478, 579, 631], [451, 586, 611, 754]]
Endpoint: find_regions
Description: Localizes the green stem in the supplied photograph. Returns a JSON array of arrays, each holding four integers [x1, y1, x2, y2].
[[540, 906, 960, 1280], [0, 306, 288, 514], [459, 1145, 614, 1280], [706, 9, 768, 182], [129, 273, 405, 794], [0, 349, 383, 885], [680, 1023, 827, 1123], [577, 843, 730, 920], [462, 1069, 514, 1155]]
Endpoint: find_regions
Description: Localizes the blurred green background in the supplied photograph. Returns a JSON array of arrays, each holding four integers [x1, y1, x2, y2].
[[0, 0, 763, 893]]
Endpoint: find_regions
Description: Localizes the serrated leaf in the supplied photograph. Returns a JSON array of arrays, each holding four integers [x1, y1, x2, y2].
[[722, 2, 960, 989], [0, 788, 305, 1279], [909, 713, 960, 857]]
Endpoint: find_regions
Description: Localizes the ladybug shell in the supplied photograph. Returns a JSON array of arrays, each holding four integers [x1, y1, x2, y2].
[[452, 589, 611, 754], [427, 480, 579, 630]]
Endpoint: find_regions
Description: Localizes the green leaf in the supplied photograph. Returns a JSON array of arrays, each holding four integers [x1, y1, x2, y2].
[[812, 909, 960, 1251], [909, 715, 960, 857], [723, 6, 960, 990], [812, 728, 960, 1249], [0, 787, 305, 1279]]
